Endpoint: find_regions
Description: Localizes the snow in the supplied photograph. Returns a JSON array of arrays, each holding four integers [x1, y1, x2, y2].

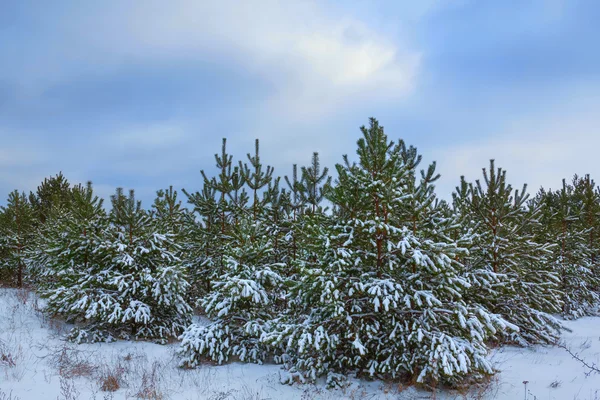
[[490, 317, 600, 400], [1, 288, 600, 399]]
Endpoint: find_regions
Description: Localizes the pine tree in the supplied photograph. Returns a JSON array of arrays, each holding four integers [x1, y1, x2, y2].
[[281, 154, 332, 278], [0, 190, 36, 287], [152, 186, 190, 259], [534, 180, 599, 319], [40, 186, 192, 343], [183, 183, 219, 297], [179, 140, 286, 366], [266, 119, 505, 387], [28, 172, 73, 224], [37, 182, 109, 326], [183, 138, 240, 298], [300, 152, 331, 214], [284, 164, 306, 263], [178, 212, 286, 366], [454, 160, 562, 345], [573, 175, 600, 296], [263, 177, 291, 265], [241, 139, 274, 221]]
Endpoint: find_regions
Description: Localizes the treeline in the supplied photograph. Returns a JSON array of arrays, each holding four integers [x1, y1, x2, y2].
[[0, 118, 599, 388]]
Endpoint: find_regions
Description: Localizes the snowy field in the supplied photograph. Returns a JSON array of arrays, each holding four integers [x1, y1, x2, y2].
[[1, 288, 599, 400]]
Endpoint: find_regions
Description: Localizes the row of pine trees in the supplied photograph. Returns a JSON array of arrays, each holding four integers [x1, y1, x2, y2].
[[1, 118, 599, 388]]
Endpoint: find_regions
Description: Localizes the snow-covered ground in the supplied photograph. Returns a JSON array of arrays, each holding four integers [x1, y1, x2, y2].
[[1, 288, 599, 400]]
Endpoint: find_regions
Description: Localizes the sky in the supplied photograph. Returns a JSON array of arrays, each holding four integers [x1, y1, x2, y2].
[[1, 0, 600, 205]]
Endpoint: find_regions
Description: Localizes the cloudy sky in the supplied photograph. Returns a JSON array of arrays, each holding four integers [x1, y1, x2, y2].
[[1, 0, 599, 205]]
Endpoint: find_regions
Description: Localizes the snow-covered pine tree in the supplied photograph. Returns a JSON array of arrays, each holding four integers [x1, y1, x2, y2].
[[92, 188, 192, 342], [179, 139, 286, 367], [0, 190, 36, 287], [263, 177, 291, 265], [284, 164, 306, 264], [241, 139, 274, 220], [28, 172, 73, 224], [178, 212, 286, 366], [183, 138, 240, 298], [266, 118, 505, 387], [37, 182, 108, 326], [534, 180, 598, 319], [152, 186, 191, 266], [183, 182, 219, 297], [300, 152, 332, 215], [42, 187, 192, 343], [454, 160, 562, 345], [281, 153, 331, 276], [152, 186, 188, 239], [397, 152, 515, 384], [573, 175, 600, 297]]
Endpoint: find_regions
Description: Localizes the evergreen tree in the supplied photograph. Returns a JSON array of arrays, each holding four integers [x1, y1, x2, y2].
[[573, 175, 600, 295], [266, 119, 505, 387], [281, 154, 332, 278], [152, 186, 187, 235], [533, 177, 600, 318], [40, 186, 192, 343], [263, 177, 291, 264], [183, 183, 219, 297], [0, 190, 36, 286], [284, 164, 306, 263], [453, 160, 562, 345], [240, 139, 274, 221], [37, 182, 109, 325], [178, 212, 286, 366], [179, 138, 288, 366], [152, 186, 190, 258], [300, 152, 331, 214], [28, 172, 73, 224], [183, 138, 241, 298]]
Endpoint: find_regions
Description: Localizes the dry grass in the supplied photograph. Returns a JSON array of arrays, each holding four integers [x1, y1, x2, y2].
[[0, 389, 21, 400], [100, 374, 121, 392], [134, 360, 165, 399], [59, 375, 81, 400], [450, 373, 500, 400], [97, 360, 127, 392], [0, 341, 17, 368], [53, 343, 98, 379]]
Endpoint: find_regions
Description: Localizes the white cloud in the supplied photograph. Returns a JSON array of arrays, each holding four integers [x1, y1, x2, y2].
[[0, 148, 44, 168], [110, 121, 190, 150], [432, 99, 600, 199], [14, 0, 420, 121]]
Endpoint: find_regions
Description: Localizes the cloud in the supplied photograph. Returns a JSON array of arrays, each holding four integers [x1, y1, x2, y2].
[[7, 0, 420, 121], [431, 91, 600, 199], [0, 148, 44, 168], [110, 121, 190, 151]]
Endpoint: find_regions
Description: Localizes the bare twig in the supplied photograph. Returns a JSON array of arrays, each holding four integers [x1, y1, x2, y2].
[[557, 342, 600, 376]]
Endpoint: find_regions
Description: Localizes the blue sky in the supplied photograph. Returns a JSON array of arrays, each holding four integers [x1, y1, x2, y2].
[[1, 0, 600, 205]]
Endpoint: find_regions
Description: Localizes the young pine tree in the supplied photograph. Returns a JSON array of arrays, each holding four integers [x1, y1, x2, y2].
[[178, 212, 286, 366], [28, 172, 73, 224], [300, 152, 332, 215], [534, 180, 599, 319], [183, 138, 240, 298], [453, 160, 562, 345], [179, 140, 286, 367], [241, 139, 274, 221], [267, 119, 505, 387], [0, 190, 36, 287], [42, 187, 192, 343], [38, 182, 108, 328], [152, 186, 190, 261], [573, 175, 600, 297]]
